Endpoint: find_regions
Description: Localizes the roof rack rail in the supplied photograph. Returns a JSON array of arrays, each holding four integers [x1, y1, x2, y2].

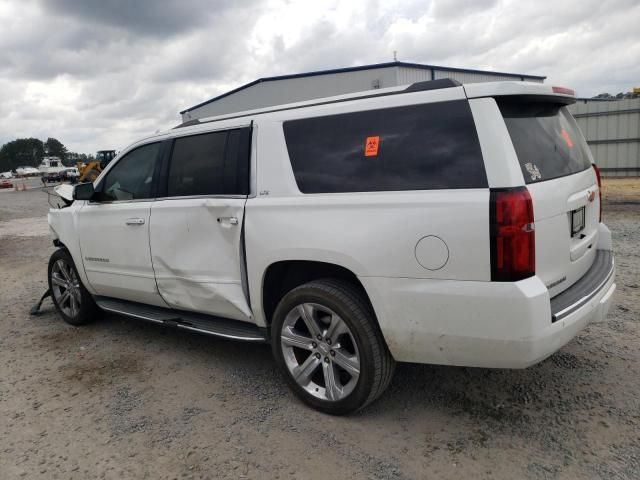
[[404, 78, 461, 92], [174, 78, 462, 129]]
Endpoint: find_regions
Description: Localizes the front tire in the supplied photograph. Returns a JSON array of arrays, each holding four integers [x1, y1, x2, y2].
[[48, 249, 100, 326], [271, 279, 395, 415]]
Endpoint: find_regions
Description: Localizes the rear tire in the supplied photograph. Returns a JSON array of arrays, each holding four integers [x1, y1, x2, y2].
[[48, 249, 100, 326], [271, 279, 394, 415]]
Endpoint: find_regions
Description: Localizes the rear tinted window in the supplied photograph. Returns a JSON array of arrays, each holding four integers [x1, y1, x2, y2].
[[283, 100, 487, 193], [499, 101, 591, 184], [167, 128, 250, 197]]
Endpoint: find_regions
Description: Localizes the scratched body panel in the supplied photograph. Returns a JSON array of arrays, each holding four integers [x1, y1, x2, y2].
[[149, 197, 252, 321]]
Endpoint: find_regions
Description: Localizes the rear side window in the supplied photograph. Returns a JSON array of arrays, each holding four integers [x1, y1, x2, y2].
[[499, 101, 591, 184], [167, 128, 250, 197], [283, 100, 487, 193]]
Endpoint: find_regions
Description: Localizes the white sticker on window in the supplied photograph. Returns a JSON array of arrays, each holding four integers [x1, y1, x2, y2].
[[525, 162, 541, 181]]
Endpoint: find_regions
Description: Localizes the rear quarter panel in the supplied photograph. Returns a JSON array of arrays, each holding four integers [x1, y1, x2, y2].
[[246, 112, 491, 326]]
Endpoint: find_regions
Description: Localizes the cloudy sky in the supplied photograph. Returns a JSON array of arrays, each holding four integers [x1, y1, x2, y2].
[[0, 0, 638, 154]]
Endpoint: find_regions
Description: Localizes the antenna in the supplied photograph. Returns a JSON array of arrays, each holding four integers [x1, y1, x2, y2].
[[393, 50, 397, 62]]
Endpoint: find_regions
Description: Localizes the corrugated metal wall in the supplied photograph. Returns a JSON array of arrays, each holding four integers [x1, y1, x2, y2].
[[183, 67, 400, 120], [434, 69, 536, 84], [184, 65, 545, 121], [395, 67, 433, 85], [569, 98, 640, 177], [393, 66, 544, 86]]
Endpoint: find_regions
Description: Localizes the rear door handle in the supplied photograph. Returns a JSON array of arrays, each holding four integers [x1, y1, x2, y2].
[[125, 218, 145, 226], [217, 216, 238, 225]]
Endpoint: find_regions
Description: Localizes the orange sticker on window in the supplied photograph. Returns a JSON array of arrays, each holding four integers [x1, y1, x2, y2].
[[364, 136, 380, 156], [560, 128, 573, 148]]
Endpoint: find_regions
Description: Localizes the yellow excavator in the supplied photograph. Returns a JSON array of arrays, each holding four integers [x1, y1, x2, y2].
[[77, 150, 117, 182]]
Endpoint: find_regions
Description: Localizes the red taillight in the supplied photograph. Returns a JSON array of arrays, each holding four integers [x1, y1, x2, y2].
[[552, 86, 576, 96], [490, 187, 535, 282], [592, 163, 602, 222]]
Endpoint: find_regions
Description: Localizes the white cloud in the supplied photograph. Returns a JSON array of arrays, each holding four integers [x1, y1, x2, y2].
[[0, 0, 638, 154]]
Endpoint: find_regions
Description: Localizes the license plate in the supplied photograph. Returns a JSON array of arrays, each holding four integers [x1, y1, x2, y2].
[[571, 206, 585, 236]]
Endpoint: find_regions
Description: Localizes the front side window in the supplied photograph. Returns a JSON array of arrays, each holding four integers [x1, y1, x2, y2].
[[167, 128, 250, 197], [99, 142, 160, 201], [283, 100, 487, 193]]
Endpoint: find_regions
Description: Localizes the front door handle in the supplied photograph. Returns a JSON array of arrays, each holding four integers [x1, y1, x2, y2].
[[125, 218, 145, 226]]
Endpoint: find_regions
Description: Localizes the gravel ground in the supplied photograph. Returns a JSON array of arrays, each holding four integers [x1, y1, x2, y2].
[[0, 181, 638, 479]]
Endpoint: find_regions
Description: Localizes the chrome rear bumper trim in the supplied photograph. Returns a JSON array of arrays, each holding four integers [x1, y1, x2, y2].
[[551, 250, 614, 322]]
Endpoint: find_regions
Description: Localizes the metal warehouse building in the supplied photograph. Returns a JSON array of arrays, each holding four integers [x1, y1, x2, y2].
[[180, 61, 545, 121], [180, 61, 638, 177], [568, 98, 640, 177]]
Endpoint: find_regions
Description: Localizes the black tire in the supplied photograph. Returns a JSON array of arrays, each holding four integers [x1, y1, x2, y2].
[[271, 279, 395, 415], [48, 249, 101, 326]]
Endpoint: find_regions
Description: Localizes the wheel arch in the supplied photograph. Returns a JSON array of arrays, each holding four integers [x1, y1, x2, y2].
[[261, 260, 376, 328], [53, 238, 67, 250], [48, 209, 97, 295]]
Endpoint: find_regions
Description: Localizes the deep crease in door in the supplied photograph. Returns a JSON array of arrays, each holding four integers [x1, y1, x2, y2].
[[150, 197, 253, 321]]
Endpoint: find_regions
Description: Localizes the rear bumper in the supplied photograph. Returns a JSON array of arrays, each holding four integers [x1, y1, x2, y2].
[[361, 249, 615, 368], [550, 250, 614, 322]]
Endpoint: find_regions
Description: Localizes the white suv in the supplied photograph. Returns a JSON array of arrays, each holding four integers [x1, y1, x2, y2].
[[48, 79, 616, 414]]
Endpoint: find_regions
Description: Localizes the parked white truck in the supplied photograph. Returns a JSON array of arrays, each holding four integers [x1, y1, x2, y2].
[[39, 156, 67, 182], [47, 79, 615, 414]]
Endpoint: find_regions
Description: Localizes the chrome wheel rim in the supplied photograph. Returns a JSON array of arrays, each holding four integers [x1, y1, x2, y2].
[[281, 303, 360, 401], [51, 259, 81, 318]]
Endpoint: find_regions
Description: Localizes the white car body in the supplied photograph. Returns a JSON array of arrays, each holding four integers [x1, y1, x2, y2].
[[39, 156, 66, 175], [62, 167, 80, 178], [16, 166, 40, 176], [48, 80, 615, 370]]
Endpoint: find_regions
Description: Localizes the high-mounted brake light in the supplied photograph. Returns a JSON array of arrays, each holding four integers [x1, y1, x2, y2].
[[490, 187, 535, 282], [592, 163, 602, 222], [552, 86, 575, 96]]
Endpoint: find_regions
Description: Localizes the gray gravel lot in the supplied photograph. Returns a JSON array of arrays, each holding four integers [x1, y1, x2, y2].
[[0, 182, 638, 479]]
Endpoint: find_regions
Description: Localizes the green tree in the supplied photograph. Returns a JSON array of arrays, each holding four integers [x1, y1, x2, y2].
[[0, 138, 45, 172], [65, 152, 92, 166], [44, 137, 68, 161]]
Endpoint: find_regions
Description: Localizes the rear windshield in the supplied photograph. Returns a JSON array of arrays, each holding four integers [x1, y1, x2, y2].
[[498, 101, 591, 184], [283, 100, 487, 193]]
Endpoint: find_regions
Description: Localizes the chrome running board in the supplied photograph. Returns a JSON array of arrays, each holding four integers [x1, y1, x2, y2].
[[95, 297, 267, 342]]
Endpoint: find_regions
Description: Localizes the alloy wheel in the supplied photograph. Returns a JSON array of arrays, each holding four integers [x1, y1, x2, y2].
[[50, 259, 82, 318], [280, 302, 360, 401]]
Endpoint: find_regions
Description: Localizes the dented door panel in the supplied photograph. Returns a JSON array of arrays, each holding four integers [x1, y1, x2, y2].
[[149, 197, 252, 321]]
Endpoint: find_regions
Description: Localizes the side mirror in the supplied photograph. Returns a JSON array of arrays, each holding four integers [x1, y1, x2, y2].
[[73, 182, 96, 201]]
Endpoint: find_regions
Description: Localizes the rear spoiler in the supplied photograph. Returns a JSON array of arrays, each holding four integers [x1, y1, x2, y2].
[[464, 81, 576, 105]]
